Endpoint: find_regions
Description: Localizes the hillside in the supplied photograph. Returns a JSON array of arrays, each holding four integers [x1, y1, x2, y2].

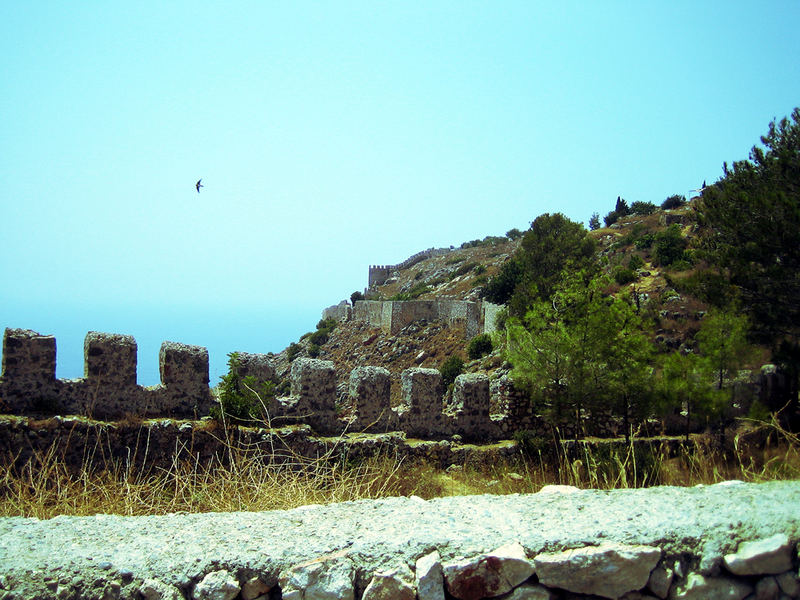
[[267, 198, 739, 413]]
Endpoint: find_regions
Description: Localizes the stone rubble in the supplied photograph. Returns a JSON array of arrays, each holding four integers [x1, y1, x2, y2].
[[723, 533, 794, 576]]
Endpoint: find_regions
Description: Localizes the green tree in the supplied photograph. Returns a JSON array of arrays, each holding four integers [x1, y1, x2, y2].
[[506, 272, 652, 438], [653, 224, 687, 266], [697, 107, 800, 342], [588, 212, 601, 230], [439, 355, 464, 389], [696, 309, 753, 390], [211, 352, 275, 424], [509, 213, 597, 317], [658, 351, 725, 441]]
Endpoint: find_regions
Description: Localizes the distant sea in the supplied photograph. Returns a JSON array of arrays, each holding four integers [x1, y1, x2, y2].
[[2, 302, 318, 387]]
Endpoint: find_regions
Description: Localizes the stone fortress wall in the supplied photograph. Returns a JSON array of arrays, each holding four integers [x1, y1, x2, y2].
[[0, 327, 545, 439], [0, 327, 782, 440], [322, 299, 502, 339], [368, 247, 453, 288]]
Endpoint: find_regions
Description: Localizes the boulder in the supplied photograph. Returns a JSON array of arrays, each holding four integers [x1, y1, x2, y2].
[[533, 543, 661, 599], [723, 534, 794, 576], [443, 541, 535, 600], [416, 550, 445, 600], [668, 572, 752, 600], [362, 565, 415, 600], [192, 570, 240, 600]]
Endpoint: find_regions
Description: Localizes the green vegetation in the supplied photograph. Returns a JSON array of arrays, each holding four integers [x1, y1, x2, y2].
[[439, 355, 465, 388], [467, 333, 493, 360], [210, 352, 275, 425], [661, 194, 686, 209]]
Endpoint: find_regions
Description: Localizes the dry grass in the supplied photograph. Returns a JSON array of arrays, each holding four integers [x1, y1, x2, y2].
[[1, 416, 798, 519]]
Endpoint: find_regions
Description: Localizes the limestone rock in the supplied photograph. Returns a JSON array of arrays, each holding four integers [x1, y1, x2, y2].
[[647, 562, 674, 599], [533, 543, 661, 599], [140, 579, 183, 600], [443, 541, 535, 600], [668, 573, 752, 600], [279, 553, 355, 600], [537, 485, 581, 495], [723, 534, 794, 576], [504, 582, 557, 599], [192, 570, 240, 600], [416, 550, 445, 600], [241, 576, 271, 600], [362, 565, 415, 600]]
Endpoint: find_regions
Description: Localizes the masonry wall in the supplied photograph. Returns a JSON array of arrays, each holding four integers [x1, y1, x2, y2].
[[1, 327, 784, 441], [351, 299, 489, 338]]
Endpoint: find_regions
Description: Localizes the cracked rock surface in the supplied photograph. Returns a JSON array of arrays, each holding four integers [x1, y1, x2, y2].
[[0, 481, 798, 599]]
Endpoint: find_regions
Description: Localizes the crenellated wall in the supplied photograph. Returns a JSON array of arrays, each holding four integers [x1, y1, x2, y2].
[[0, 328, 211, 420], [368, 247, 453, 288], [0, 327, 544, 440]]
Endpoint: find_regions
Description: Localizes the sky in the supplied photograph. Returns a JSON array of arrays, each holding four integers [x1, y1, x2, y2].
[[2, 2, 800, 386]]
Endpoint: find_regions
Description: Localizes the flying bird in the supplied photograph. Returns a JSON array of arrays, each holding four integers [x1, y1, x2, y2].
[[196, 179, 203, 193]]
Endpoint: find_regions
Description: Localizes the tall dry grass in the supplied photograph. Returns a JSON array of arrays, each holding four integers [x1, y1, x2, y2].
[[1, 415, 798, 519]]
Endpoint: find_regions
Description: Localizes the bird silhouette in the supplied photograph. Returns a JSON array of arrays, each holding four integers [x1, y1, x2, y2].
[[196, 179, 203, 193]]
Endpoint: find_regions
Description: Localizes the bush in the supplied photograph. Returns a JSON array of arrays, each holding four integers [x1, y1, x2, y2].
[[634, 233, 656, 249], [628, 255, 645, 271], [630, 201, 657, 215], [467, 334, 493, 359], [307, 343, 321, 358], [506, 228, 523, 240], [661, 194, 686, 210], [654, 224, 688, 266], [473, 264, 486, 275], [494, 307, 509, 330], [604, 211, 619, 227], [210, 353, 275, 424], [613, 266, 638, 285], [286, 343, 302, 362], [450, 261, 478, 280], [308, 330, 329, 346], [439, 355, 464, 388], [350, 291, 364, 304], [588, 212, 601, 230]]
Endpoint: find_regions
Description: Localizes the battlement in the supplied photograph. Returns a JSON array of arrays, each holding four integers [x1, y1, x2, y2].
[[367, 247, 452, 288], [0, 327, 547, 440]]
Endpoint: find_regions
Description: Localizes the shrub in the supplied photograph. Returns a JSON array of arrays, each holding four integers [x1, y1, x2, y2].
[[350, 291, 364, 304], [450, 261, 478, 280], [473, 264, 486, 275], [210, 353, 275, 424], [467, 334, 493, 360], [308, 330, 329, 346], [604, 211, 619, 227], [613, 266, 638, 285], [634, 233, 656, 249], [439, 355, 464, 388], [654, 224, 688, 266], [506, 228, 523, 240], [286, 343, 302, 362], [494, 307, 509, 330], [661, 194, 686, 210], [628, 255, 644, 271], [307, 343, 320, 358], [588, 212, 601, 230], [317, 318, 338, 333], [630, 201, 657, 215]]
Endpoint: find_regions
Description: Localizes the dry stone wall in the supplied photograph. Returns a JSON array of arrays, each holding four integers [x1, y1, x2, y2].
[[350, 299, 496, 339], [0, 482, 798, 600]]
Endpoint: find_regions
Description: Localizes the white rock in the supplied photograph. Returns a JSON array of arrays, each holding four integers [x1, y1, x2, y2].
[[193, 570, 240, 600], [279, 555, 354, 600], [537, 485, 581, 495], [140, 579, 184, 600], [669, 572, 752, 600], [723, 534, 793, 576], [241, 576, 271, 600], [443, 541, 535, 600], [362, 565, 415, 600], [504, 582, 557, 599], [533, 543, 661, 599], [416, 550, 445, 600], [647, 563, 674, 599]]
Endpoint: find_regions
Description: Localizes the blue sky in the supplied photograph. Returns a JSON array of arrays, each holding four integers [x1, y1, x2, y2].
[[2, 2, 800, 385]]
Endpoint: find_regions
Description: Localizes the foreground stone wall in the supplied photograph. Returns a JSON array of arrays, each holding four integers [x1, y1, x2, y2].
[[0, 481, 798, 599]]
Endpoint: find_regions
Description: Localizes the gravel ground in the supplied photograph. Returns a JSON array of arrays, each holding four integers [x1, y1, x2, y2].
[[1, 481, 799, 599]]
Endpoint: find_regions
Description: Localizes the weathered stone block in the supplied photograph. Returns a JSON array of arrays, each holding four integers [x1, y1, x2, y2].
[[349, 366, 391, 425], [669, 572, 753, 599], [279, 553, 354, 600], [443, 541, 535, 600], [448, 373, 490, 437], [416, 550, 445, 600], [234, 352, 276, 383], [84, 332, 137, 387], [290, 358, 337, 433], [1, 328, 56, 381], [362, 565, 415, 600], [192, 569, 239, 600], [723, 534, 794, 576], [533, 543, 661, 599], [398, 368, 443, 437]]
